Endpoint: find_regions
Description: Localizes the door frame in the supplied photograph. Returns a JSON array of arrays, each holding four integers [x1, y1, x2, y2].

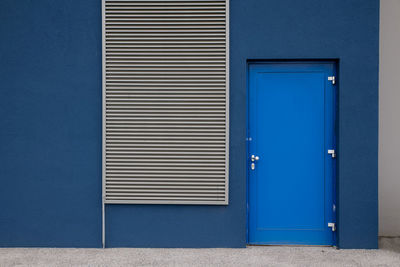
[[245, 60, 338, 246]]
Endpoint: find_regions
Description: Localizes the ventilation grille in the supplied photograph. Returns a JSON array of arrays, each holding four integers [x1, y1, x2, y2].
[[103, 0, 229, 204]]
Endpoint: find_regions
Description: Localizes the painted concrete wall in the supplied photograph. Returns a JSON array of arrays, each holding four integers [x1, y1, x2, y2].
[[231, 0, 379, 249], [379, 0, 400, 237], [108, 0, 379, 249], [0, 0, 103, 247], [0, 0, 379, 248]]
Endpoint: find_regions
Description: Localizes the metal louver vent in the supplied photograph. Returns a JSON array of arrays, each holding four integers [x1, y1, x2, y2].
[[102, 0, 229, 204]]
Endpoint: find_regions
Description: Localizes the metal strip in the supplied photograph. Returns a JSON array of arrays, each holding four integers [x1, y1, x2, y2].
[[102, 0, 106, 249]]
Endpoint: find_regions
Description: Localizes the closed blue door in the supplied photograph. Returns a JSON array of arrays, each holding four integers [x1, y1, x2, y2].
[[248, 62, 336, 245]]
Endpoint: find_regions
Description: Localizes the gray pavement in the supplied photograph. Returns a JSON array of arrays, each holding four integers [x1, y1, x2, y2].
[[0, 237, 399, 267]]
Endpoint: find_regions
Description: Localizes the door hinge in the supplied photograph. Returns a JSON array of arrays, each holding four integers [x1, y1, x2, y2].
[[328, 222, 336, 232], [328, 149, 336, 158], [328, 76, 336, 85]]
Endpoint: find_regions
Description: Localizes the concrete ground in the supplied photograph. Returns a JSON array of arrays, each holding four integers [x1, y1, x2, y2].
[[0, 237, 399, 267]]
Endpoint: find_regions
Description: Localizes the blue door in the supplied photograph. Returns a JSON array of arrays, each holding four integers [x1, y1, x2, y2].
[[248, 62, 336, 245]]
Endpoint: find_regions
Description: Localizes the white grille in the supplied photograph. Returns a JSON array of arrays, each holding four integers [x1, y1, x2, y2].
[[103, 0, 229, 204]]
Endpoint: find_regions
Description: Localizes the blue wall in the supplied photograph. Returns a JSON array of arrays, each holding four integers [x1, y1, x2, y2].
[[0, 0, 102, 247], [230, 0, 379, 249], [0, 0, 378, 248]]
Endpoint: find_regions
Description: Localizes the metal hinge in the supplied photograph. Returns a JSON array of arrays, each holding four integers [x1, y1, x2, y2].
[[328, 76, 336, 85], [328, 149, 336, 158], [328, 222, 336, 232]]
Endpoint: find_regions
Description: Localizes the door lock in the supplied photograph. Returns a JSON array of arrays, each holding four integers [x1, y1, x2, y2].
[[250, 155, 260, 170], [251, 163, 256, 170]]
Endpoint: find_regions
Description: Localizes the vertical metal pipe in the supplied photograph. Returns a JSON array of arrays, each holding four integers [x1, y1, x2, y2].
[[101, 0, 106, 249]]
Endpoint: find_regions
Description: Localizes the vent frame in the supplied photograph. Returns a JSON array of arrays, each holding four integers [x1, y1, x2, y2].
[[102, 0, 230, 206]]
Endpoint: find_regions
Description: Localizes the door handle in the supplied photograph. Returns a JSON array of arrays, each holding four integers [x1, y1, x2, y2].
[[251, 155, 260, 162], [250, 155, 260, 170]]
